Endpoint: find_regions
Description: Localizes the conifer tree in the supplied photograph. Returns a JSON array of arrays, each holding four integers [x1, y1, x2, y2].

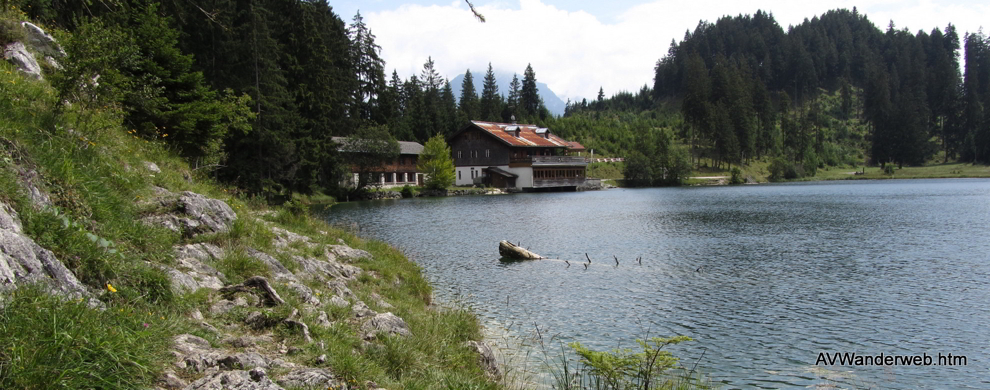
[[479, 63, 502, 121], [458, 69, 479, 123], [520, 64, 543, 120]]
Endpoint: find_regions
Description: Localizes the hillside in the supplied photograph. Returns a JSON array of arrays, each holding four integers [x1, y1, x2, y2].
[[0, 16, 501, 390], [560, 8, 990, 184]]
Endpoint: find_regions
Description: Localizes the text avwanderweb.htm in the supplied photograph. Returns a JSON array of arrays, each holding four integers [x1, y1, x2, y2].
[[816, 352, 967, 366]]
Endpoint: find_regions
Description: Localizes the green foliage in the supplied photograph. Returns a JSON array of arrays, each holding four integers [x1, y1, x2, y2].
[[418, 134, 455, 190], [729, 167, 744, 184], [621, 123, 691, 187], [0, 7, 25, 45], [400, 185, 418, 198], [768, 157, 800, 181], [0, 286, 176, 390], [567, 335, 702, 390], [216, 249, 271, 283]]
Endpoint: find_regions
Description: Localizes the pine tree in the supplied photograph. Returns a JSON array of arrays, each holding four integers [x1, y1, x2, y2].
[[479, 63, 502, 121], [350, 11, 387, 123], [520, 64, 542, 121], [507, 74, 521, 120], [458, 69, 479, 123]]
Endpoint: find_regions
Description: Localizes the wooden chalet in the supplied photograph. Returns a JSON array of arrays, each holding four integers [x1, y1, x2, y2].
[[448, 120, 588, 191], [331, 137, 424, 188]]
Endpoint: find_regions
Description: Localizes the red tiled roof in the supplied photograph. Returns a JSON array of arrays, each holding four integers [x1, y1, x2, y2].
[[468, 121, 582, 149]]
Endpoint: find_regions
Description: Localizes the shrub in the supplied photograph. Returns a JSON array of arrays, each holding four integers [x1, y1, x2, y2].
[[399, 185, 417, 198], [768, 158, 800, 181], [729, 167, 744, 184]]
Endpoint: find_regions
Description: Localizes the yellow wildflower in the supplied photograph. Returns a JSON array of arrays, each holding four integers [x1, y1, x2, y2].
[[106, 282, 117, 293]]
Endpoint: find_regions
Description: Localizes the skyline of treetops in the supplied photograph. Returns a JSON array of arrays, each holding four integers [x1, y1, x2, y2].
[[8, 0, 989, 195]]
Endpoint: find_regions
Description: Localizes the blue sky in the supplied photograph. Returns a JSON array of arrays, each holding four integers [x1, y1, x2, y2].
[[332, 0, 987, 101]]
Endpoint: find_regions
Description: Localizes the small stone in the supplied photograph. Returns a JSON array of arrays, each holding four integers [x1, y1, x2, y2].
[[249, 367, 267, 382]]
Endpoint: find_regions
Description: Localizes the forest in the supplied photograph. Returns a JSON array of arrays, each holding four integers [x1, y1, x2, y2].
[[564, 9, 990, 182], [7, 1, 990, 194]]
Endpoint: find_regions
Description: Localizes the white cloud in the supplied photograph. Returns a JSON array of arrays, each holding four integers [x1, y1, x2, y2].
[[366, 0, 987, 102]]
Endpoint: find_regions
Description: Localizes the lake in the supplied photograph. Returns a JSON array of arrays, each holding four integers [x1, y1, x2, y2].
[[321, 179, 990, 389]]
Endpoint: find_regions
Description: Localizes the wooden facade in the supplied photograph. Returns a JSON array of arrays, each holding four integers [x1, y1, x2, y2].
[[448, 121, 588, 191], [332, 137, 424, 188]]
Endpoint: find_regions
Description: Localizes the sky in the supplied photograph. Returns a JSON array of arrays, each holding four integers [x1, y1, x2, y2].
[[332, 0, 988, 102]]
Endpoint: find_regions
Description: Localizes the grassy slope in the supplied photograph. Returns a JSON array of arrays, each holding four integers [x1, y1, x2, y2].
[[0, 50, 498, 390]]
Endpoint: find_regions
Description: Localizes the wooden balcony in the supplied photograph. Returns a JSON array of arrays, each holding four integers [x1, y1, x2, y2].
[[533, 178, 588, 188], [509, 155, 588, 166]]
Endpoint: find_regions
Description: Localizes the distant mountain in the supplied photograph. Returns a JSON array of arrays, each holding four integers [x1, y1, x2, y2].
[[449, 70, 567, 118]]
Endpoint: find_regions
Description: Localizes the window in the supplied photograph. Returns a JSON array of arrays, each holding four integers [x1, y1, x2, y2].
[[458, 171, 461, 180], [486, 149, 490, 158], [457, 150, 462, 159]]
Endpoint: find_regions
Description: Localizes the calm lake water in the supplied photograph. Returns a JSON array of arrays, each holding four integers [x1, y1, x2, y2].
[[322, 179, 990, 389]]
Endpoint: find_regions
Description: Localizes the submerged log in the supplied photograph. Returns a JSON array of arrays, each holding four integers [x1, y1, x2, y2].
[[498, 240, 543, 260]]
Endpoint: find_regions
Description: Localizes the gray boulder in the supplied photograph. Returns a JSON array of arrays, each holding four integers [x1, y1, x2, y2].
[[161, 244, 226, 293], [20, 22, 64, 68], [143, 191, 236, 237], [173, 334, 225, 373], [219, 352, 270, 370], [361, 312, 411, 340], [178, 191, 237, 235], [3, 42, 42, 80], [183, 369, 283, 390], [467, 340, 502, 380], [0, 202, 94, 302], [327, 245, 371, 262], [276, 368, 339, 389]]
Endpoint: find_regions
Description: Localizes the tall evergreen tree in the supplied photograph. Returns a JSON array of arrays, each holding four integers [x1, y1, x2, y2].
[[349, 11, 387, 123], [458, 69, 479, 123], [520, 64, 542, 120], [506, 74, 521, 120], [479, 63, 502, 121]]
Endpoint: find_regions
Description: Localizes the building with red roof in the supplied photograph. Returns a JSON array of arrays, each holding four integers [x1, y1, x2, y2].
[[448, 120, 589, 191]]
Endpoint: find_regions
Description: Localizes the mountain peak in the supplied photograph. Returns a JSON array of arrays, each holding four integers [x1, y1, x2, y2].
[[450, 70, 567, 117]]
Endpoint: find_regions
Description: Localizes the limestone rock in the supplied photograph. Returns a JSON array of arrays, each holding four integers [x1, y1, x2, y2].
[[160, 245, 225, 293], [144, 161, 162, 173], [351, 300, 376, 318], [276, 368, 339, 389], [20, 22, 64, 68], [315, 311, 332, 328], [173, 334, 225, 373], [293, 254, 360, 282], [13, 164, 52, 209], [219, 352, 270, 370], [370, 292, 394, 309], [327, 245, 371, 262], [467, 340, 502, 380], [178, 191, 237, 235], [0, 201, 95, 303], [361, 312, 411, 340], [327, 295, 349, 308], [183, 369, 284, 390], [270, 226, 313, 249], [246, 249, 293, 281], [3, 42, 42, 80], [142, 191, 236, 237]]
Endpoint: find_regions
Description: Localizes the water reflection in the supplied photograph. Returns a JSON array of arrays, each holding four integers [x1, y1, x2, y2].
[[323, 179, 990, 389]]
